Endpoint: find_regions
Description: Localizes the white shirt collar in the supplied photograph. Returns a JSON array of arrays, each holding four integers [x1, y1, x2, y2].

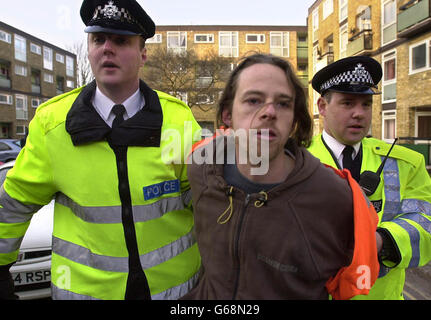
[[92, 87, 145, 126], [322, 130, 361, 166]]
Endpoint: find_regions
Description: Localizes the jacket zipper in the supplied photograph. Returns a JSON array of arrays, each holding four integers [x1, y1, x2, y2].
[[231, 193, 251, 300]]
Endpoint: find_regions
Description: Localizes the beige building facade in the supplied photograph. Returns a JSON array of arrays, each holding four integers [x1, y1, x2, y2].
[[307, 0, 431, 163], [0, 21, 77, 139], [144, 25, 308, 132]]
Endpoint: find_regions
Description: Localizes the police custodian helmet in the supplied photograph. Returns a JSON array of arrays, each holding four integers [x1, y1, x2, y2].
[[312, 56, 383, 95], [80, 0, 155, 39]]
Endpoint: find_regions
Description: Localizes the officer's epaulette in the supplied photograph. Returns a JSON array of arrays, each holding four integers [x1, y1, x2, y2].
[[365, 137, 424, 168]]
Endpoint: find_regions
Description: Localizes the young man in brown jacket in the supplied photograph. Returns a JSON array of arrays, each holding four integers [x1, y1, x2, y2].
[[182, 54, 380, 300]]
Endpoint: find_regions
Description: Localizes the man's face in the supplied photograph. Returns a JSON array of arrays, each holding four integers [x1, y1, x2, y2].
[[87, 33, 146, 91], [318, 91, 373, 145], [222, 63, 295, 164]]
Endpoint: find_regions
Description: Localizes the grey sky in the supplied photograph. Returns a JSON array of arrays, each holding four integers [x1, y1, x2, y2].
[[0, 0, 315, 50]]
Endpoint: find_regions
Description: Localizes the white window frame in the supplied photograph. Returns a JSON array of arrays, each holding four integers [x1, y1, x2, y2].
[[415, 111, 431, 144], [246, 34, 265, 44], [219, 31, 239, 58], [146, 33, 162, 43], [323, 0, 334, 20], [15, 94, 28, 120], [270, 32, 290, 57], [339, 23, 348, 59], [56, 53, 65, 63], [66, 80, 75, 88], [14, 64, 27, 76], [43, 72, 54, 83], [409, 38, 431, 75], [66, 56, 74, 77], [30, 43, 41, 55], [31, 98, 40, 108], [43, 46, 53, 71], [0, 93, 13, 105], [382, 50, 397, 103], [14, 34, 26, 62], [16, 125, 26, 136], [312, 9, 319, 42], [167, 31, 187, 54], [339, 0, 348, 22], [382, 0, 397, 46], [382, 110, 396, 143], [0, 30, 11, 44], [194, 34, 214, 43]]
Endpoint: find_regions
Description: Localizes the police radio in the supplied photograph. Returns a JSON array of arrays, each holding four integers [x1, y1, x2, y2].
[[359, 138, 398, 196]]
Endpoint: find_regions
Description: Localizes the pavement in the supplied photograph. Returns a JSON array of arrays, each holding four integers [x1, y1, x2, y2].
[[404, 262, 431, 300]]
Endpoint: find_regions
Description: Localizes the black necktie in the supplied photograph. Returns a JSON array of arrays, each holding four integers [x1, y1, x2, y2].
[[111, 104, 126, 129], [342, 145, 360, 182]]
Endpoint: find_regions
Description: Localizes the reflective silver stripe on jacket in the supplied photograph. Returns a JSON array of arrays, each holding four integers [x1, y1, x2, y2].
[[56, 192, 188, 224], [382, 158, 431, 268], [0, 186, 41, 223], [0, 237, 23, 254], [51, 269, 200, 300], [52, 230, 196, 272]]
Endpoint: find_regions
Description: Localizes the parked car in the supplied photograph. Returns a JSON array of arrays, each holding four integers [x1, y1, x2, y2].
[[0, 161, 53, 300], [0, 139, 22, 163]]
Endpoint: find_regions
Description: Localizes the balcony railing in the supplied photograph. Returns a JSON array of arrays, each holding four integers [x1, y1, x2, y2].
[[315, 52, 334, 73], [398, 0, 431, 36], [347, 31, 373, 56], [31, 84, 41, 94], [297, 47, 308, 60]]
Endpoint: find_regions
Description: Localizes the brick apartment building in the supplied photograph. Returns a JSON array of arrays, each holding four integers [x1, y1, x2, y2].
[[307, 0, 431, 164], [0, 21, 77, 139], [143, 25, 308, 132]]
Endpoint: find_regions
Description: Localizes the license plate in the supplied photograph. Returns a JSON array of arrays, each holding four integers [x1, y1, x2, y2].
[[13, 270, 51, 286]]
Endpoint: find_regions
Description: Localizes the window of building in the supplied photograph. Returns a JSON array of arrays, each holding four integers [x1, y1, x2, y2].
[[382, 111, 396, 142], [416, 112, 431, 140], [312, 9, 319, 42], [14, 34, 26, 62], [219, 32, 238, 57], [339, 0, 348, 22], [167, 31, 187, 54], [44, 72, 53, 83], [16, 125, 26, 136], [43, 46, 53, 70], [339, 23, 348, 58], [14, 65, 27, 76], [30, 43, 41, 55], [0, 30, 11, 44], [356, 6, 371, 31], [0, 94, 12, 105], [323, 0, 334, 20], [194, 34, 214, 43], [15, 94, 28, 120], [382, 0, 397, 45], [31, 98, 40, 108], [146, 33, 162, 43], [56, 53, 64, 63], [410, 38, 431, 74], [382, 50, 396, 103], [246, 34, 265, 44], [270, 32, 289, 57], [66, 56, 74, 77], [66, 80, 75, 88]]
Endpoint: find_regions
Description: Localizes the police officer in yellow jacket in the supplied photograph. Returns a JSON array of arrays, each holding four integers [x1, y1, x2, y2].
[[308, 56, 431, 299], [0, 0, 201, 300]]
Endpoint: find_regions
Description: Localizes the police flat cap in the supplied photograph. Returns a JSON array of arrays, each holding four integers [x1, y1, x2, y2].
[[312, 56, 382, 95], [80, 0, 155, 39]]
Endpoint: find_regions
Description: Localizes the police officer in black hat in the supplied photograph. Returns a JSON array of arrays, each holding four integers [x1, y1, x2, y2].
[[308, 56, 431, 299], [0, 0, 201, 300]]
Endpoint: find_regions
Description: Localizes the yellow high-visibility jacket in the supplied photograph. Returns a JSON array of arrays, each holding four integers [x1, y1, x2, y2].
[[308, 134, 431, 300], [0, 80, 201, 300]]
